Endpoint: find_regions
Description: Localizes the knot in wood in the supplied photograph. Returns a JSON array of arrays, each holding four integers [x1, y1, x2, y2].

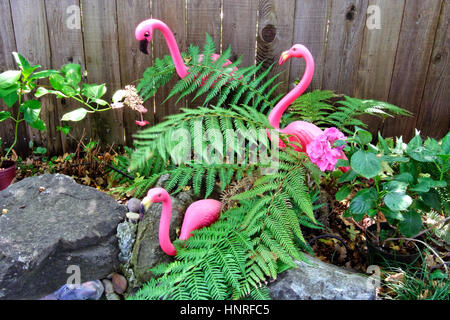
[[261, 24, 277, 42]]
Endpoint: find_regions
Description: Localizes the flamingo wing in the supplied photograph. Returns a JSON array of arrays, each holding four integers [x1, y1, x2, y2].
[[179, 199, 222, 240]]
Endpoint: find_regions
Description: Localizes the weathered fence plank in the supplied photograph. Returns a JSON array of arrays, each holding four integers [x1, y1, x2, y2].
[[0, 0, 20, 153], [187, 0, 222, 52], [355, 0, 406, 134], [117, 0, 154, 146], [45, 0, 90, 153], [10, 0, 57, 153], [415, 0, 449, 139], [322, 0, 369, 96], [223, 0, 258, 67], [256, 0, 296, 97], [289, 0, 331, 91], [153, 0, 187, 122], [80, 0, 124, 148], [382, 0, 442, 140]]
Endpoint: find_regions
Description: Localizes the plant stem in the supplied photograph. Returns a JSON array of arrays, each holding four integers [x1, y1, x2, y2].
[[4, 92, 22, 161]]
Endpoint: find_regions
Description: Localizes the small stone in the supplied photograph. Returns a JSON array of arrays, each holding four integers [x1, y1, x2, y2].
[[126, 212, 140, 223], [106, 292, 121, 300], [102, 279, 114, 294], [127, 198, 141, 213], [112, 273, 127, 295]]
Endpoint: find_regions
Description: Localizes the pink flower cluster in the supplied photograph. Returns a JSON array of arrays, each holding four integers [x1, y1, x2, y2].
[[306, 127, 347, 172]]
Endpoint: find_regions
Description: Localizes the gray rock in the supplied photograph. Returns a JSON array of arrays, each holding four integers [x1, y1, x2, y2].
[[117, 221, 137, 265], [0, 174, 127, 300], [102, 279, 114, 294], [269, 255, 377, 300], [130, 181, 196, 285], [106, 292, 121, 300], [127, 198, 141, 213]]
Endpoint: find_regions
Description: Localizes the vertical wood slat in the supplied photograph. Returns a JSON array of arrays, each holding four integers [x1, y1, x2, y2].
[[256, 0, 296, 97], [187, 0, 222, 53], [80, 0, 124, 147], [116, 0, 153, 146], [382, 0, 442, 140], [355, 0, 406, 134], [0, 0, 21, 153], [415, 0, 449, 139], [322, 0, 369, 96], [45, 0, 89, 153], [290, 0, 331, 91], [222, 0, 258, 67], [10, 0, 57, 153], [153, 0, 187, 123]]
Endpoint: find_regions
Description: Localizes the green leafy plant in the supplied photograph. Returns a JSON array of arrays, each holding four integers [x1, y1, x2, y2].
[[289, 90, 411, 135], [129, 146, 321, 300], [0, 52, 59, 165], [336, 128, 449, 245]]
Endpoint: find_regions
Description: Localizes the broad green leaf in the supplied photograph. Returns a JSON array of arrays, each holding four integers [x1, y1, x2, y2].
[[399, 210, 423, 238], [33, 147, 47, 155], [49, 73, 66, 91], [0, 70, 21, 89], [380, 207, 404, 222], [61, 108, 89, 122], [351, 150, 381, 178], [336, 185, 351, 202], [384, 180, 408, 193], [357, 129, 372, 145], [394, 173, 414, 184], [420, 189, 442, 212], [61, 85, 77, 97], [3, 92, 18, 107], [378, 132, 390, 154], [406, 134, 436, 162], [12, 52, 31, 71], [338, 169, 358, 183], [82, 83, 107, 99], [35, 87, 68, 99], [384, 192, 412, 212], [0, 111, 11, 121], [29, 70, 60, 80], [19, 100, 41, 112], [61, 64, 82, 88], [349, 188, 377, 215], [441, 132, 450, 154]]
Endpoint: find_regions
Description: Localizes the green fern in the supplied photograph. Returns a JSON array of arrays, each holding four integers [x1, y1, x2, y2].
[[289, 90, 411, 135], [128, 146, 323, 300]]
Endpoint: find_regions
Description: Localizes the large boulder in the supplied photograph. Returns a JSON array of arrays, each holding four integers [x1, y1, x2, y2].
[[269, 255, 378, 300], [0, 174, 127, 300]]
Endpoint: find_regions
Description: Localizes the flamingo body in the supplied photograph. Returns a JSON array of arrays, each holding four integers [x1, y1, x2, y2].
[[268, 44, 349, 172], [140, 188, 222, 256]]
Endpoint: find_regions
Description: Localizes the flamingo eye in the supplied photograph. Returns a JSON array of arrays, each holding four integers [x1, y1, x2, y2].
[[292, 48, 297, 52], [158, 194, 161, 198], [144, 32, 150, 37]]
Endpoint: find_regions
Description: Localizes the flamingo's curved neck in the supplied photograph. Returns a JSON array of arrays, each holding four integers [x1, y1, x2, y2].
[[159, 196, 177, 256], [152, 20, 189, 79], [268, 51, 315, 130]]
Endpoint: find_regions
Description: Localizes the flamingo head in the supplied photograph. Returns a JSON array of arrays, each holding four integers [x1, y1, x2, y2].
[[279, 44, 310, 65], [135, 19, 159, 54], [139, 187, 170, 220]]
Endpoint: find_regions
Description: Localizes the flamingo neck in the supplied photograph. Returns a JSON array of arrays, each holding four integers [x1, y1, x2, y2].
[[158, 196, 177, 256], [152, 20, 189, 79], [268, 51, 315, 130]]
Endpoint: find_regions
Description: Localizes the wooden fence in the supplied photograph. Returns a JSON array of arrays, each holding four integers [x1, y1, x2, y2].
[[0, 0, 448, 156]]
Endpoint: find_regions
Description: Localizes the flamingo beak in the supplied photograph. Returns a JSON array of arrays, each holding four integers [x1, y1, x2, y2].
[[279, 51, 290, 65], [139, 39, 150, 55], [139, 197, 153, 220]]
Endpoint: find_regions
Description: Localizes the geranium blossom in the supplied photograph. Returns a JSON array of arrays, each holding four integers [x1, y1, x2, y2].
[[306, 127, 347, 172]]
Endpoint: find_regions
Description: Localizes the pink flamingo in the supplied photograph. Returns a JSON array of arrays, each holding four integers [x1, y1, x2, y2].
[[268, 44, 349, 172], [140, 188, 222, 256], [135, 19, 237, 80]]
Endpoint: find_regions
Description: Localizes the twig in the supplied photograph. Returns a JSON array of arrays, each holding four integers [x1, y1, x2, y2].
[[309, 234, 351, 253]]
